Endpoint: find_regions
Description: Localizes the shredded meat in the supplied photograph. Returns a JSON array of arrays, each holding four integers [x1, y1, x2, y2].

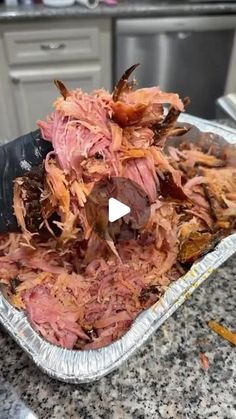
[[0, 66, 235, 350]]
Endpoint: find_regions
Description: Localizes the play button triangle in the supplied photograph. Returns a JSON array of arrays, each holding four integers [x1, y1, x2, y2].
[[108, 197, 131, 223]]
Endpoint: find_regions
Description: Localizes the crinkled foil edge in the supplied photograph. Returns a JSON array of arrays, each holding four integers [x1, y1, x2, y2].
[[0, 114, 235, 383]]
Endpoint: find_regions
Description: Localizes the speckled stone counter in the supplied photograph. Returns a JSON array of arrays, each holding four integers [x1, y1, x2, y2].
[[0, 256, 235, 419], [0, 1, 236, 22]]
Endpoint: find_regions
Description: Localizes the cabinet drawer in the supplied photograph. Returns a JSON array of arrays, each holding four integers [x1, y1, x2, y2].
[[4, 28, 99, 65]]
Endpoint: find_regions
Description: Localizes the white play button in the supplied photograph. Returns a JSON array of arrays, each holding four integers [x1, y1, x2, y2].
[[85, 177, 150, 240], [108, 197, 131, 223]]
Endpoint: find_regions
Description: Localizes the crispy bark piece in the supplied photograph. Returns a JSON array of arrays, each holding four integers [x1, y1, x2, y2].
[[153, 97, 190, 145], [54, 79, 70, 99], [15, 165, 45, 233], [178, 230, 222, 264], [158, 171, 187, 201], [112, 64, 139, 102], [111, 102, 147, 127]]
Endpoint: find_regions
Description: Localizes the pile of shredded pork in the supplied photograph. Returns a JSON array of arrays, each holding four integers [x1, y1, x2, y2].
[[0, 65, 235, 350]]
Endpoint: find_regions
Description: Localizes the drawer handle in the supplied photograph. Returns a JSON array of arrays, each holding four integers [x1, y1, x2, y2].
[[40, 43, 66, 51], [11, 76, 19, 85]]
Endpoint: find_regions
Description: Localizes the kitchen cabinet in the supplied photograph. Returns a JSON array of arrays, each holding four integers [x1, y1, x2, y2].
[[10, 65, 101, 133], [0, 18, 111, 143]]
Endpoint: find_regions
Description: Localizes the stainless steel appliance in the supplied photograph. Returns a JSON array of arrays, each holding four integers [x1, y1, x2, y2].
[[216, 93, 236, 122], [116, 16, 236, 118]]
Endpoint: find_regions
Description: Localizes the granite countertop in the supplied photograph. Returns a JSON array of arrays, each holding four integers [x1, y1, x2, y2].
[[0, 257, 235, 418], [1, 0, 236, 22]]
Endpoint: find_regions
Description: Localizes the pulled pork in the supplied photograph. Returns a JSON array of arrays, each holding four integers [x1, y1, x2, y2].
[[0, 65, 235, 350]]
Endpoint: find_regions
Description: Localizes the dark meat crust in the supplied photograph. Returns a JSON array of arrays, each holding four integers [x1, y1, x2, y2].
[[177, 230, 224, 264], [112, 64, 139, 102], [158, 171, 187, 201], [139, 284, 163, 306], [152, 97, 190, 145], [20, 165, 45, 232]]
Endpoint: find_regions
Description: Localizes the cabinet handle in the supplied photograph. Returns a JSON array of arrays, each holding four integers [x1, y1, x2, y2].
[[11, 76, 20, 85], [40, 42, 66, 51], [176, 32, 191, 40]]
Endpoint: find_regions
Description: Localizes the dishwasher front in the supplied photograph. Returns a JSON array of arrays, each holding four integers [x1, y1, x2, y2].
[[115, 16, 236, 119]]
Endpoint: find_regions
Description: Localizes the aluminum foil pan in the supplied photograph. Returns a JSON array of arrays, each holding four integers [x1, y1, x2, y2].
[[0, 114, 236, 383]]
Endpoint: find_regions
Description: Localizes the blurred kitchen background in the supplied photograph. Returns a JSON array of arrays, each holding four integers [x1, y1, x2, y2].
[[0, 0, 236, 142]]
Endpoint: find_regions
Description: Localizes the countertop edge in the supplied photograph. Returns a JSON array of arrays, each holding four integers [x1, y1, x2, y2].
[[1, 3, 236, 23]]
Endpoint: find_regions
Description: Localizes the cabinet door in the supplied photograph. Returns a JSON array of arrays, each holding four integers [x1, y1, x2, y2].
[[10, 65, 101, 134]]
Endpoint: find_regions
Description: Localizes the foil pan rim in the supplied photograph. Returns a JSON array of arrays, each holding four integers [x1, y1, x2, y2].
[[0, 114, 236, 383]]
